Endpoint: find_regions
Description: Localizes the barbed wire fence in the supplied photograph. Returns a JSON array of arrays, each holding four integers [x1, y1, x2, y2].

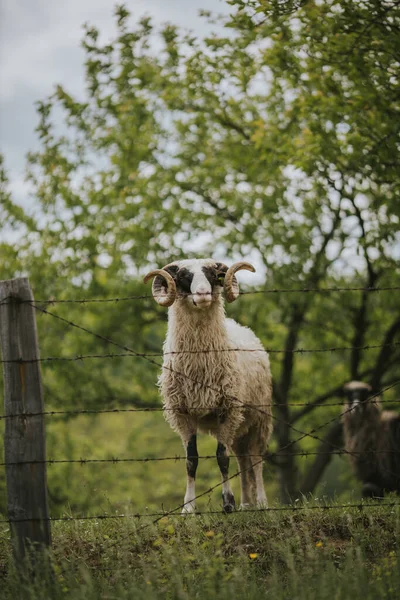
[[0, 278, 400, 566]]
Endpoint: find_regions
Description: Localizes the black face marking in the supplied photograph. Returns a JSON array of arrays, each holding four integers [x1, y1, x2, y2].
[[202, 264, 226, 290], [176, 267, 194, 294], [186, 434, 198, 479], [347, 388, 370, 404]]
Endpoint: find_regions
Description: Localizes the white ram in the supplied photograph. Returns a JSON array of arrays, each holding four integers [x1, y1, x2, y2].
[[144, 259, 273, 513]]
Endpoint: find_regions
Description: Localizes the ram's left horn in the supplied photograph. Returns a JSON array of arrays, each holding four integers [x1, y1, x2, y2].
[[143, 269, 177, 307], [224, 262, 256, 303]]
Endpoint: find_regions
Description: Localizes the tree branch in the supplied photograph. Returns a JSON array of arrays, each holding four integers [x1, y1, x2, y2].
[[278, 201, 343, 408], [290, 367, 373, 424], [370, 317, 400, 391]]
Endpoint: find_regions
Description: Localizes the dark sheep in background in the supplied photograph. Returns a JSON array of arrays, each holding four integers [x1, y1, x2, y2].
[[343, 381, 400, 498]]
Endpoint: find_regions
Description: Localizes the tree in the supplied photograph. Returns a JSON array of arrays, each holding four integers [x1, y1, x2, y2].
[[1, 1, 399, 503]]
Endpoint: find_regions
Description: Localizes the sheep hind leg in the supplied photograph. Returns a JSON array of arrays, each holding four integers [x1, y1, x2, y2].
[[235, 455, 256, 509], [362, 482, 384, 499], [216, 442, 236, 513], [253, 459, 268, 508], [233, 434, 257, 508], [182, 433, 198, 514]]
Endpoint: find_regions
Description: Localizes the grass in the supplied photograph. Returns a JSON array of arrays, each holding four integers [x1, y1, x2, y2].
[[1, 501, 399, 599]]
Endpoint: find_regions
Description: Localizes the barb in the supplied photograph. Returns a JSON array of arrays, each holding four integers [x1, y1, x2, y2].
[[1, 286, 399, 305], [1, 502, 399, 524]]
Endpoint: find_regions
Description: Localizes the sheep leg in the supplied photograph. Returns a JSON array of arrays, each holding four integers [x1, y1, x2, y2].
[[232, 433, 257, 507], [235, 455, 256, 508], [216, 442, 236, 513], [253, 459, 268, 507], [362, 482, 383, 499], [182, 433, 198, 514]]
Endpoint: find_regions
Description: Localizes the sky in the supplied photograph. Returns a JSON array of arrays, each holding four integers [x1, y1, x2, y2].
[[0, 0, 230, 209]]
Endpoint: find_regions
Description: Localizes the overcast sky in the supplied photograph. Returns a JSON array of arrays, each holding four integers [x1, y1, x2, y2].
[[0, 0, 230, 208]]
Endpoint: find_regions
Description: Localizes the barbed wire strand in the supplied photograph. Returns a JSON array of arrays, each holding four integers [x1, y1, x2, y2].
[[1, 339, 399, 366], [3, 447, 400, 468], [2, 377, 400, 422], [1, 285, 399, 306], [1, 502, 399, 525]]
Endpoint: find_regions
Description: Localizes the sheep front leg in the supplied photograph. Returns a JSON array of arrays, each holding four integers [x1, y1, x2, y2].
[[182, 433, 198, 514], [216, 442, 236, 513]]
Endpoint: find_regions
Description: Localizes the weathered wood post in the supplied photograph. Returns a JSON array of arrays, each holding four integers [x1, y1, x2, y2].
[[0, 278, 51, 562]]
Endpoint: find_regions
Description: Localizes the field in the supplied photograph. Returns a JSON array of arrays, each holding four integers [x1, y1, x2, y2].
[[1, 503, 399, 599]]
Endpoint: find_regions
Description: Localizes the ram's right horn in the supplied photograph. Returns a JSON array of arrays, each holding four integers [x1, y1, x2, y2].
[[224, 262, 256, 303], [143, 269, 177, 307]]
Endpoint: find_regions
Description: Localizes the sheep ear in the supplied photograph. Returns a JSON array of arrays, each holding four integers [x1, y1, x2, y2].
[[214, 263, 228, 285], [215, 262, 228, 274]]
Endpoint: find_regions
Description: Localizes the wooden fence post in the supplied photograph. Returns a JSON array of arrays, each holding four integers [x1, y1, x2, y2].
[[0, 277, 52, 562]]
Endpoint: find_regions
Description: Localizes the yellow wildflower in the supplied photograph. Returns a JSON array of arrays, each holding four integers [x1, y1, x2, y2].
[[315, 541, 323, 548], [249, 553, 258, 559], [205, 530, 215, 538]]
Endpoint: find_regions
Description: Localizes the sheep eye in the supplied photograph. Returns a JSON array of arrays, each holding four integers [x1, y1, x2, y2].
[[176, 268, 193, 293]]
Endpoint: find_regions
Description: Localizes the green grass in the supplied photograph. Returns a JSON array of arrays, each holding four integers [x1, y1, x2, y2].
[[1, 503, 399, 599]]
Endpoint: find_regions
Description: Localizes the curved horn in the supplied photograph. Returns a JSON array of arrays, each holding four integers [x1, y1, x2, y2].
[[224, 261, 256, 303], [143, 269, 177, 307]]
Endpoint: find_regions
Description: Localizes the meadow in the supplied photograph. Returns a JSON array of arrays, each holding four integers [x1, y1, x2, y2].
[[1, 503, 399, 599]]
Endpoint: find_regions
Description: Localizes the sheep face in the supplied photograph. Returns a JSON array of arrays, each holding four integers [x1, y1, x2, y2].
[[144, 259, 256, 307], [344, 381, 372, 415], [170, 259, 226, 311]]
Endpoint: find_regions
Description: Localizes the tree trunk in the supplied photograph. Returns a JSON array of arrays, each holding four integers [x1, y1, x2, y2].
[[276, 421, 298, 503], [298, 422, 343, 497]]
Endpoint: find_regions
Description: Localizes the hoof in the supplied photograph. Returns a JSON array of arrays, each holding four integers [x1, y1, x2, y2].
[[362, 483, 383, 499], [222, 492, 236, 513], [181, 503, 196, 514]]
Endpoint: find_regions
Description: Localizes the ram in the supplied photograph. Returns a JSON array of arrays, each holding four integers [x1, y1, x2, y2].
[[343, 381, 400, 498], [144, 259, 273, 513]]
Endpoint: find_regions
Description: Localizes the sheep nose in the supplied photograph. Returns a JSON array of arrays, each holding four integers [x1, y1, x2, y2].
[[193, 285, 212, 307]]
